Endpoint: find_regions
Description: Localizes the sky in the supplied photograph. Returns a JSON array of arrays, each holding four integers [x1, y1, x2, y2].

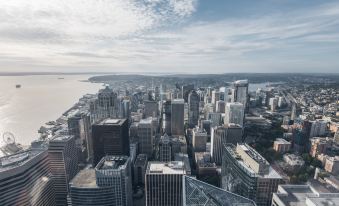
[[0, 0, 339, 74]]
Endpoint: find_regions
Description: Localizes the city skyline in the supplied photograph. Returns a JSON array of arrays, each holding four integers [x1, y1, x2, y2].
[[0, 0, 339, 73]]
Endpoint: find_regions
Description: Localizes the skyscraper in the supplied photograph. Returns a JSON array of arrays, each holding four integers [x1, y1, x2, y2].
[[0, 148, 56, 206], [92, 119, 130, 166], [211, 90, 220, 105], [95, 156, 133, 206], [211, 124, 243, 165], [222, 143, 283, 206], [192, 127, 208, 152], [182, 84, 194, 103], [224, 102, 245, 127], [138, 118, 154, 158], [159, 134, 172, 162], [144, 100, 158, 118], [208, 112, 222, 127], [69, 156, 133, 206], [171, 99, 185, 135], [97, 86, 118, 118], [188, 90, 199, 128], [162, 100, 172, 135], [48, 135, 79, 206], [133, 154, 148, 185], [122, 99, 131, 119], [146, 161, 186, 206], [216, 100, 226, 113], [233, 80, 249, 112]]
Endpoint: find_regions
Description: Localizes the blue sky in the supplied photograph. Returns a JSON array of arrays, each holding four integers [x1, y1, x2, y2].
[[0, 0, 338, 73]]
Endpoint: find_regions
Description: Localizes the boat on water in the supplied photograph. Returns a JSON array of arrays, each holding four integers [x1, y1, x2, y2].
[[15, 84, 21, 88]]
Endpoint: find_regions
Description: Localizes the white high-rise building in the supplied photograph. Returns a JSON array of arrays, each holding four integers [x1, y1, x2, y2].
[[211, 90, 220, 105], [224, 102, 245, 127], [146, 161, 186, 206], [269, 97, 278, 112]]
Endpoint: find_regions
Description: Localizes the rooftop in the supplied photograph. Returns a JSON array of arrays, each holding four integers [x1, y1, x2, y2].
[[234, 80, 249, 85], [172, 99, 184, 104], [147, 161, 186, 175], [275, 138, 291, 144], [139, 117, 153, 124], [237, 143, 269, 166], [134, 154, 148, 167], [50, 134, 74, 142], [98, 118, 126, 126], [0, 149, 44, 173], [95, 156, 129, 170], [274, 184, 339, 206], [70, 169, 97, 188], [225, 144, 281, 179]]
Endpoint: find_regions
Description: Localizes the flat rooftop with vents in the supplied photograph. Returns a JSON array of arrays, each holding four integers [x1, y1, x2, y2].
[[147, 161, 186, 175]]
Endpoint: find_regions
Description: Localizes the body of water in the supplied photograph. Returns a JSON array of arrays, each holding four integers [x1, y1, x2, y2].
[[0, 75, 103, 146]]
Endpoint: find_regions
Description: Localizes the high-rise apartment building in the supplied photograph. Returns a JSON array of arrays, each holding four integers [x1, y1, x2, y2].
[[224, 102, 245, 127], [92, 119, 130, 166], [222, 143, 284, 206], [48, 135, 79, 206], [171, 99, 185, 135], [146, 161, 187, 206]]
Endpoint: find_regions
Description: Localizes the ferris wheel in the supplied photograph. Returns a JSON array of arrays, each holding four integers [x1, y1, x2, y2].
[[2, 132, 16, 145]]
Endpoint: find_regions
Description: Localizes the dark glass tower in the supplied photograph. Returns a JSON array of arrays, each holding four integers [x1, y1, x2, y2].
[[92, 119, 130, 166]]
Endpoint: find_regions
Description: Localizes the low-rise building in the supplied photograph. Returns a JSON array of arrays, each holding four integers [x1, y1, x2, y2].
[[325, 156, 339, 174], [272, 184, 339, 206], [273, 138, 291, 153], [283, 153, 305, 168]]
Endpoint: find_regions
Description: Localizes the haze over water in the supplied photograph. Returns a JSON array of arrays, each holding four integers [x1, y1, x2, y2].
[[0, 75, 103, 146]]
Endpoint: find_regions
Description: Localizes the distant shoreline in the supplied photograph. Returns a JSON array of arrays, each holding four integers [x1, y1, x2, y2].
[[1, 72, 338, 77]]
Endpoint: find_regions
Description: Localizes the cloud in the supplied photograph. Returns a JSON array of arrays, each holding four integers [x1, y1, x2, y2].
[[0, 0, 338, 73]]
